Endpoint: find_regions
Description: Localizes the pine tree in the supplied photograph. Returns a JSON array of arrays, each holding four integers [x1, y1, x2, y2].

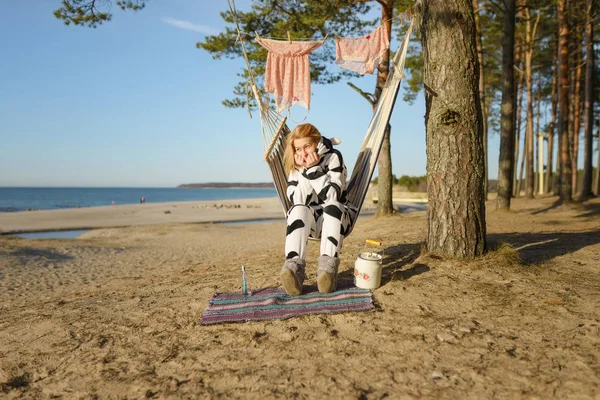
[[419, 0, 487, 257]]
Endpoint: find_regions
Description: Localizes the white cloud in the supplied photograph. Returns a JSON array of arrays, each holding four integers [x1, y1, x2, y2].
[[162, 17, 219, 35]]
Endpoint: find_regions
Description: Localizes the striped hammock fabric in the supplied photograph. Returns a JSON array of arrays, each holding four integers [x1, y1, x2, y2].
[[200, 284, 374, 325]]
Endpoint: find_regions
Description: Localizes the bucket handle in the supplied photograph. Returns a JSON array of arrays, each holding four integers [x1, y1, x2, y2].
[[361, 239, 384, 261]]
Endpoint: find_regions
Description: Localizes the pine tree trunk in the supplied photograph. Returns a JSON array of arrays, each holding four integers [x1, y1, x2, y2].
[[597, 138, 600, 195], [581, 0, 595, 198], [513, 6, 525, 197], [376, 125, 394, 216], [525, 76, 534, 198], [554, 43, 562, 197], [375, 1, 394, 216], [535, 83, 542, 194], [558, 0, 573, 203], [473, 0, 488, 201], [524, 4, 537, 199], [518, 130, 527, 195], [546, 128, 554, 193], [421, 0, 486, 257], [514, 67, 525, 196], [572, 40, 583, 195], [546, 55, 558, 194]]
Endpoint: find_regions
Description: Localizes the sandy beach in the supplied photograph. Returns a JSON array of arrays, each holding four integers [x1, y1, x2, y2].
[[0, 197, 286, 234], [1, 196, 599, 398]]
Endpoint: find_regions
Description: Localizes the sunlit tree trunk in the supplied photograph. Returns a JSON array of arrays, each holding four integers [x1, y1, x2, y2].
[[421, 0, 486, 257], [534, 81, 542, 194], [473, 0, 488, 200], [597, 137, 600, 195], [496, 0, 518, 210], [376, 125, 393, 216], [581, 0, 595, 198], [518, 121, 527, 196], [558, 0, 573, 203], [524, 5, 540, 198], [375, 1, 394, 216], [546, 61, 558, 195], [571, 39, 583, 195], [514, 43, 525, 197], [513, 70, 524, 196]]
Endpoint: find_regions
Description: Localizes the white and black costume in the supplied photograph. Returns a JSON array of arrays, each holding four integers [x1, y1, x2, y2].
[[283, 137, 358, 284]]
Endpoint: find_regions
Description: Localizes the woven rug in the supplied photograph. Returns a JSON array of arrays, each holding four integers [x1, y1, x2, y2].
[[200, 283, 374, 325]]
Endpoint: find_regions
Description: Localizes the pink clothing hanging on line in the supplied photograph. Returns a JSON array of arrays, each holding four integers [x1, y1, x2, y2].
[[335, 25, 390, 75], [256, 35, 325, 113]]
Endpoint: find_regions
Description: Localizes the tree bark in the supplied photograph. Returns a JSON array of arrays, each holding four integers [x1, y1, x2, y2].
[[497, 0, 516, 209], [546, 54, 558, 194], [557, 0, 573, 203], [473, 0, 488, 201], [534, 81, 542, 194], [581, 0, 595, 198], [376, 125, 394, 216], [597, 134, 600, 195], [375, 0, 394, 216], [571, 39, 583, 195], [524, 4, 538, 199], [421, 0, 486, 257], [518, 125, 527, 196], [514, 54, 525, 196], [513, 81, 522, 196]]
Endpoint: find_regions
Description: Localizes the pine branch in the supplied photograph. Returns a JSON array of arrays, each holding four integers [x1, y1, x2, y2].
[[347, 82, 375, 105]]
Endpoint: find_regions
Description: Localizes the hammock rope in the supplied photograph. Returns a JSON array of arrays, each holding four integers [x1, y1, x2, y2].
[[226, 0, 413, 217]]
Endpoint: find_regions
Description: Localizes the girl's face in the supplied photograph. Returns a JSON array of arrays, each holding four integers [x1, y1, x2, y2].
[[293, 137, 317, 159]]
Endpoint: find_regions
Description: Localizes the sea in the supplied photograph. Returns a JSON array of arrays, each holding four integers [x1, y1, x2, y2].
[[0, 187, 278, 213]]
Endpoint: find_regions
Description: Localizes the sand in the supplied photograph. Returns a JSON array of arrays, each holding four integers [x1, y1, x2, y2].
[[1, 196, 599, 398], [0, 198, 286, 234]]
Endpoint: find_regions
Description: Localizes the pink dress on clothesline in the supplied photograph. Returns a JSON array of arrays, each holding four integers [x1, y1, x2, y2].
[[335, 25, 390, 75], [256, 35, 325, 113]]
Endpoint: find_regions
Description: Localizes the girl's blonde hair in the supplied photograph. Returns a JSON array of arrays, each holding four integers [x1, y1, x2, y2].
[[283, 123, 322, 175]]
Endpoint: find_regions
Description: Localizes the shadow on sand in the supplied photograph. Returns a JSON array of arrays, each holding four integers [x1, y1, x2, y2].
[[489, 230, 600, 264]]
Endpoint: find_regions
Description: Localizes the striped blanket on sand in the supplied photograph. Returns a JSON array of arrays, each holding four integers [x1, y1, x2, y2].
[[200, 283, 374, 325]]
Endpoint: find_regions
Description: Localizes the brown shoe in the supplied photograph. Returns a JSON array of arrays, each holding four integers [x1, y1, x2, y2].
[[317, 272, 335, 294], [316, 255, 339, 294], [281, 269, 302, 296], [280, 259, 305, 296]]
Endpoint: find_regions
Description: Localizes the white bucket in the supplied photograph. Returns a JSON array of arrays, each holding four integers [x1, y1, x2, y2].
[[354, 252, 383, 289]]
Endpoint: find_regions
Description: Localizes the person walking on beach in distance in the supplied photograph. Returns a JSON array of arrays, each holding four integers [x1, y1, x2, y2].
[[280, 123, 357, 295]]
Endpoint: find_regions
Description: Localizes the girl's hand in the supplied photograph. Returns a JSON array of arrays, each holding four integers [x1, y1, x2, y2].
[[303, 152, 320, 168], [294, 152, 320, 169]]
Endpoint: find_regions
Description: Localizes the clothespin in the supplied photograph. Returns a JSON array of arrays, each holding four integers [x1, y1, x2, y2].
[[287, 31, 292, 43]]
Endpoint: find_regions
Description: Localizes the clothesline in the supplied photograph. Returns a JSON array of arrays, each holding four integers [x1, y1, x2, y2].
[[232, 12, 414, 42], [226, 0, 414, 120]]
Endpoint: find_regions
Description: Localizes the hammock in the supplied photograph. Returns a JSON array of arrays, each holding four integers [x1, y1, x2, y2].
[[227, 0, 413, 218]]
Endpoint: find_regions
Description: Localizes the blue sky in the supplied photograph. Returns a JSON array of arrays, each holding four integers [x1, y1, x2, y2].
[[0, 1, 505, 187]]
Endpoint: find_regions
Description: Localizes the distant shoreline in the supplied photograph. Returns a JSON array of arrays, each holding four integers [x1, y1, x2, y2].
[[177, 183, 275, 189]]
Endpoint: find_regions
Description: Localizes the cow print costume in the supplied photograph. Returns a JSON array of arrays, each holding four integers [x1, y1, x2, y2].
[[284, 137, 358, 266]]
